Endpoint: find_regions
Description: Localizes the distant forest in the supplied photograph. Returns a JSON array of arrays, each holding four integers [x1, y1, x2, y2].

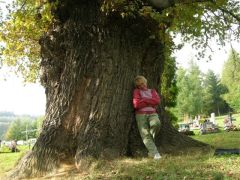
[[0, 111, 37, 140]]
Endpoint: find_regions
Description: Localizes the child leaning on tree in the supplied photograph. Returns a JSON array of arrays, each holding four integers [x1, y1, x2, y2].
[[132, 75, 161, 160]]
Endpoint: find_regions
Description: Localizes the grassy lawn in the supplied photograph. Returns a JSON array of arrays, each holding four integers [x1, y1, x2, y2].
[[0, 145, 29, 177], [81, 131, 240, 180], [0, 122, 240, 179], [82, 154, 240, 180], [192, 131, 240, 149]]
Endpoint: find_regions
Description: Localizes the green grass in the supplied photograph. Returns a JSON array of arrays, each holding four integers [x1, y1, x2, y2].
[[0, 145, 29, 176], [192, 131, 240, 149], [80, 131, 240, 180], [83, 154, 240, 180]]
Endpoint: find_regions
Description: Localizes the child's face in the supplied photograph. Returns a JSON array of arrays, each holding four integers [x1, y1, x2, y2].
[[137, 80, 147, 89]]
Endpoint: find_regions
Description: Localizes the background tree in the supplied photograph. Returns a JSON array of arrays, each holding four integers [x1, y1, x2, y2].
[[160, 56, 177, 108], [4, 119, 23, 140], [221, 48, 240, 112], [4, 117, 40, 140], [0, 111, 16, 139], [174, 60, 203, 120], [173, 63, 230, 120], [187, 60, 203, 116], [202, 70, 229, 116], [0, 0, 239, 178], [174, 67, 189, 119]]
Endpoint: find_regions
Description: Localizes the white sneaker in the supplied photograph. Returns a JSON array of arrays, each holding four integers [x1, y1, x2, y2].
[[153, 153, 162, 160]]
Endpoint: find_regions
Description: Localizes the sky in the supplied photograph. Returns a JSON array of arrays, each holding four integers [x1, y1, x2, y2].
[[0, 1, 239, 116], [174, 39, 240, 75], [0, 71, 46, 116]]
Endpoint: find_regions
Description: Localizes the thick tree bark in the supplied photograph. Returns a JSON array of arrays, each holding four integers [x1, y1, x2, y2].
[[8, 0, 208, 178]]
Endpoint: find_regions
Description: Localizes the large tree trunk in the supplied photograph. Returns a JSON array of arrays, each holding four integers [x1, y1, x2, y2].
[[9, 0, 208, 178]]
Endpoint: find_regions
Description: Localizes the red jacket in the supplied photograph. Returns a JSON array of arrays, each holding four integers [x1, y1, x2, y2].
[[133, 88, 160, 114]]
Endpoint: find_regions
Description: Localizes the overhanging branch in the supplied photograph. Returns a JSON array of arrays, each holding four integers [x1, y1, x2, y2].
[[218, 7, 240, 23], [149, 0, 215, 11], [177, 0, 214, 4], [150, 0, 240, 24], [179, 0, 240, 23]]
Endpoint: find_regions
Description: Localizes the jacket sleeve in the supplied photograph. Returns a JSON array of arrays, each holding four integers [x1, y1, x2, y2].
[[144, 89, 160, 106], [132, 89, 148, 109]]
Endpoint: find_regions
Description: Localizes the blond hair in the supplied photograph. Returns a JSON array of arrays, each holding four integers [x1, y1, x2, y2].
[[134, 75, 147, 87]]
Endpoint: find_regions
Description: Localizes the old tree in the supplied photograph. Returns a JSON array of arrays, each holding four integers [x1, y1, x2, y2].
[[0, 0, 239, 178]]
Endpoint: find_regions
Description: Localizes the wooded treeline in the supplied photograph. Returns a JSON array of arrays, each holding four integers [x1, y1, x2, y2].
[[172, 49, 240, 121], [0, 112, 43, 140]]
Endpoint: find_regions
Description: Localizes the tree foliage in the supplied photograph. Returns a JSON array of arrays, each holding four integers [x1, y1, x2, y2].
[[202, 70, 229, 116], [0, 0, 239, 82], [173, 60, 229, 120], [160, 55, 177, 108], [4, 116, 44, 140], [221, 48, 240, 112], [174, 60, 203, 118], [160, 54, 178, 123], [0, 0, 52, 82]]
